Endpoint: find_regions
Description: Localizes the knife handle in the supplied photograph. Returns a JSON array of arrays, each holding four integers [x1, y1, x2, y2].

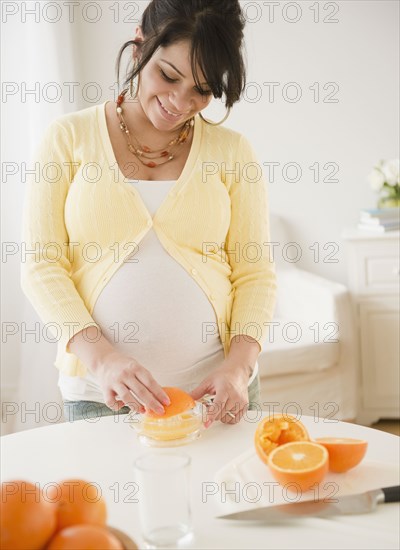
[[382, 486, 400, 503]]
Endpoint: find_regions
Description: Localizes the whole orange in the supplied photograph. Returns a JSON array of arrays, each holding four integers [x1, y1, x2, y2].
[[314, 437, 368, 472], [46, 479, 107, 532], [0, 479, 57, 550], [254, 414, 309, 464], [146, 387, 195, 418], [45, 525, 123, 550]]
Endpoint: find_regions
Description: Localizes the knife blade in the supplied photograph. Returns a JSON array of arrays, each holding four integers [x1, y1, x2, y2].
[[217, 485, 400, 522]]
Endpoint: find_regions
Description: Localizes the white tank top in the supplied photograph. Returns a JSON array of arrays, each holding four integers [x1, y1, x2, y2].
[[58, 180, 257, 402]]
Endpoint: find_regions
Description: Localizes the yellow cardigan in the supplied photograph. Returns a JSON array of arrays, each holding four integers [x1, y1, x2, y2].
[[20, 102, 277, 377]]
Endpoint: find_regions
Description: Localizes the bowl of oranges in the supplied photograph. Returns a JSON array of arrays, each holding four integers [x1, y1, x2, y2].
[[0, 478, 138, 549], [128, 387, 206, 447]]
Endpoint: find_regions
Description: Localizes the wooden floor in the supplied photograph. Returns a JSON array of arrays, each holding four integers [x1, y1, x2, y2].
[[370, 419, 400, 436]]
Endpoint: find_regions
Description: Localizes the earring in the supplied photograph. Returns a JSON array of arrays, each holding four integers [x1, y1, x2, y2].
[[129, 58, 140, 100], [199, 106, 231, 126], [129, 73, 141, 101], [129, 76, 138, 100]]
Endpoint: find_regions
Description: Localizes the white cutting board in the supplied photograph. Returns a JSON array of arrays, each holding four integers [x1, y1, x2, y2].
[[212, 446, 400, 515]]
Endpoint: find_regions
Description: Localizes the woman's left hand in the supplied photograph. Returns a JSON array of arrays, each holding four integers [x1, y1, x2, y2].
[[189, 359, 252, 427]]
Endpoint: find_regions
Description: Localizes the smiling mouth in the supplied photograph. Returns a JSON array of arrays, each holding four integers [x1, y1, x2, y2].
[[157, 97, 184, 117]]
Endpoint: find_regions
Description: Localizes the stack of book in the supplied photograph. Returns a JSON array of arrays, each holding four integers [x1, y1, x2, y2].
[[357, 208, 400, 232]]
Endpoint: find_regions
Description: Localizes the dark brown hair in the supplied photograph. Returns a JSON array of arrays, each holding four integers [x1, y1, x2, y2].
[[115, 0, 247, 109]]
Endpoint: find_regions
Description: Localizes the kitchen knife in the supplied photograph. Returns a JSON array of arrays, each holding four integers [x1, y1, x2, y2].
[[217, 485, 400, 521]]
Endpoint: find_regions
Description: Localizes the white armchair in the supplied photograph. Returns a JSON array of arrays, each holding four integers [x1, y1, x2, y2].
[[257, 214, 359, 421]]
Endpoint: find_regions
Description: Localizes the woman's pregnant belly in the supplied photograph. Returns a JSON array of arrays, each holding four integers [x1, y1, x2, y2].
[[59, 180, 259, 403], [90, 229, 225, 389]]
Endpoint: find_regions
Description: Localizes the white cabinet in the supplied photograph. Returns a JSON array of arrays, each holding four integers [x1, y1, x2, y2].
[[342, 229, 400, 425]]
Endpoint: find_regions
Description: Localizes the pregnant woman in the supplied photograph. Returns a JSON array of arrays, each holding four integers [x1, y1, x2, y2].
[[21, 0, 277, 425]]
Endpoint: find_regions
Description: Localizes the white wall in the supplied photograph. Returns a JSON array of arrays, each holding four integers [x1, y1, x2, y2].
[[2, 0, 398, 434], [237, 0, 399, 283]]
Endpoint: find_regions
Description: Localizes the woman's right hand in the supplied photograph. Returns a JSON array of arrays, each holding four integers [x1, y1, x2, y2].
[[91, 350, 171, 415]]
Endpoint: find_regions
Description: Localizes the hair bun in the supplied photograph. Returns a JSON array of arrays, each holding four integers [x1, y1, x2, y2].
[[116, 0, 248, 109]]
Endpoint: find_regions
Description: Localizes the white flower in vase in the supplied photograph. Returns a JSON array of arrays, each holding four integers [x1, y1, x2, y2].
[[367, 158, 400, 208]]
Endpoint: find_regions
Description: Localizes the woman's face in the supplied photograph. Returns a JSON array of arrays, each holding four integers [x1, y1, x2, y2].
[[136, 39, 214, 131]]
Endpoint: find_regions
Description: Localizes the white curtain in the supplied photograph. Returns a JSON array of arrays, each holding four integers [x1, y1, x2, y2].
[[2, 5, 80, 434]]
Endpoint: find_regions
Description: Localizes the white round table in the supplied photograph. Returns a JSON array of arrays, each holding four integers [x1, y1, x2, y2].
[[1, 412, 399, 549]]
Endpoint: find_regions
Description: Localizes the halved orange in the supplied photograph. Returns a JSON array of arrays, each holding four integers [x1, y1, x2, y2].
[[254, 414, 309, 464], [268, 441, 329, 492], [314, 437, 368, 473], [145, 387, 195, 419]]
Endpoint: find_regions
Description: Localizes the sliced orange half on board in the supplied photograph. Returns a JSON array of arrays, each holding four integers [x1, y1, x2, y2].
[[268, 441, 329, 493], [254, 414, 310, 464], [314, 437, 368, 473]]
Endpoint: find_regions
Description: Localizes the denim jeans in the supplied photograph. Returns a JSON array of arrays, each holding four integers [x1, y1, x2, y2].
[[63, 372, 261, 423]]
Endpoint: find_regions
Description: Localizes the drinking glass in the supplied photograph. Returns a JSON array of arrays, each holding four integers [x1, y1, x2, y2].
[[134, 451, 193, 549]]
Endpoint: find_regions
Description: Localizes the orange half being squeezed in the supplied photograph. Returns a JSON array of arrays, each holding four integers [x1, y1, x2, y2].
[[134, 387, 202, 444], [146, 387, 195, 419]]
